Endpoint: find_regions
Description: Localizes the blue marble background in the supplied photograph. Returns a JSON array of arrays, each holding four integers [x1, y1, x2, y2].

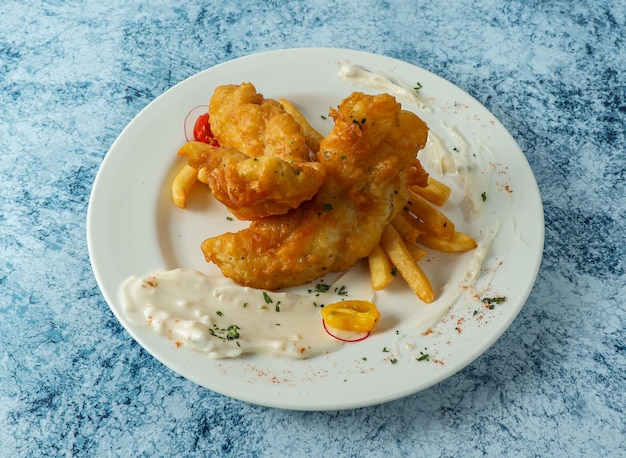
[[1, 0, 624, 456]]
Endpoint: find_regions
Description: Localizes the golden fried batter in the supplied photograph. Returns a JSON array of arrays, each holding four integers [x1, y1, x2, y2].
[[201, 92, 429, 290], [179, 142, 325, 220], [179, 83, 325, 220], [210, 82, 313, 162]]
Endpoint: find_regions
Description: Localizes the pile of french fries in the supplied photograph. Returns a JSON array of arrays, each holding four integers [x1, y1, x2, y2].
[[371, 175, 477, 303], [171, 97, 477, 303]]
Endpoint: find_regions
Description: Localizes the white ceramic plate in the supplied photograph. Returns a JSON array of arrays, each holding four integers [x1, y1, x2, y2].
[[87, 48, 543, 410]]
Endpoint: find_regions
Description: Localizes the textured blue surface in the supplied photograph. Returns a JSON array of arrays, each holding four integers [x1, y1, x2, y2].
[[1, 0, 625, 456]]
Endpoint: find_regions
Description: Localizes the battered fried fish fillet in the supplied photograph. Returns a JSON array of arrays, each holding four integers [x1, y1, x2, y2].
[[179, 141, 326, 220], [179, 83, 325, 220], [201, 92, 429, 290]]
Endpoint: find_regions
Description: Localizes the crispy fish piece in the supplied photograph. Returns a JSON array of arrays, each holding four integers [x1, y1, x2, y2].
[[210, 82, 314, 162], [201, 92, 429, 290], [179, 83, 325, 220], [179, 142, 325, 220]]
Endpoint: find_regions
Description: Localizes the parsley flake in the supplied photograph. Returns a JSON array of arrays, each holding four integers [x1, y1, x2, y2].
[[482, 296, 507, 310], [226, 325, 240, 340], [482, 296, 507, 305], [314, 283, 330, 294], [335, 285, 348, 296]]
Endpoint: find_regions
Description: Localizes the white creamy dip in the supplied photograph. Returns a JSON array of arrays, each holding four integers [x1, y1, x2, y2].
[[119, 266, 373, 359]]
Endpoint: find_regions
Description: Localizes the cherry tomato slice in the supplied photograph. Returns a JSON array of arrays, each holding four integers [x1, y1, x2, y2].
[[193, 112, 219, 146], [321, 300, 380, 333]]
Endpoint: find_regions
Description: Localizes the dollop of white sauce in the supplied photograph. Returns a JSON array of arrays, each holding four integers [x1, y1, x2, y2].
[[119, 267, 373, 359]]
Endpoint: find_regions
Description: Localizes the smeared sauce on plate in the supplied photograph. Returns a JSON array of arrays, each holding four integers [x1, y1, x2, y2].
[[119, 267, 373, 359]]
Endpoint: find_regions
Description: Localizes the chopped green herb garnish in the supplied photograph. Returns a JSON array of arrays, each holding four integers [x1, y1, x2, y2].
[[263, 292, 273, 304], [482, 296, 507, 309], [481, 191, 487, 202], [390, 359, 398, 364], [243, 302, 248, 308], [226, 325, 240, 340], [321, 115, 327, 120], [335, 285, 348, 296], [414, 82, 423, 93], [226, 216, 233, 221], [322, 203, 333, 211], [383, 347, 390, 353], [361, 357, 367, 361], [275, 301, 281, 312], [482, 296, 507, 305], [216, 311, 223, 317], [391, 267, 397, 276], [416, 352, 429, 361], [314, 283, 330, 294]]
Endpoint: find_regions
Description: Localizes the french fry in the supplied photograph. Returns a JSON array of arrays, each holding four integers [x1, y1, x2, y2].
[[391, 214, 423, 244], [398, 208, 448, 243], [409, 176, 451, 207], [405, 243, 428, 262], [367, 245, 395, 290], [417, 230, 477, 253], [172, 164, 198, 209], [380, 225, 434, 303], [279, 98, 323, 152], [406, 191, 455, 240]]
